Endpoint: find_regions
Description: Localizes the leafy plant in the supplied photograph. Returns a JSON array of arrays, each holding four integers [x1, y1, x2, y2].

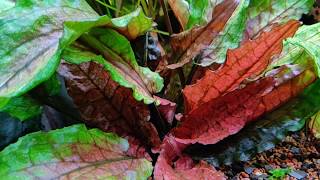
[[268, 168, 292, 180], [1, 0, 320, 179]]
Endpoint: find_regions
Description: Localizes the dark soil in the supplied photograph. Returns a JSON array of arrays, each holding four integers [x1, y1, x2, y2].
[[220, 130, 320, 180]]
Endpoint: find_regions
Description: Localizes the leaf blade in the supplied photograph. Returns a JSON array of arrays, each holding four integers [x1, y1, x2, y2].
[[0, 124, 153, 179]]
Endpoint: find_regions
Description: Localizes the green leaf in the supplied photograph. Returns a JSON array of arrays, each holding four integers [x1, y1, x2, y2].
[[110, 7, 153, 39], [269, 23, 320, 77], [0, 124, 153, 179], [309, 111, 320, 138], [199, 0, 250, 66], [0, 0, 14, 12], [0, 0, 152, 98], [0, 0, 104, 98], [64, 29, 164, 104], [168, 0, 222, 30], [0, 95, 42, 121], [247, 0, 313, 38], [186, 80, 320, 166]]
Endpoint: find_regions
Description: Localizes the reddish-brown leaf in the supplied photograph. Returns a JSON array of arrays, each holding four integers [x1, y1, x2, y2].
[[167, 0, 239, 69], [183, 20, 300, 112], [172, 69, 316, 145], [155, 96, 177, 125], [154, 135, 226, 180], [59, 61, 161, 147]]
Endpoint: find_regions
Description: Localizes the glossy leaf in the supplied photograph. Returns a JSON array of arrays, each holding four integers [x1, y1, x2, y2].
[[83, 29, 163, 104], [110, 7, 152, 39], [167, 0, 249, 69], [168, 0, 222, 29], [0, 2, 152, 98], [246, 0, 313, 38], [173, 69, 316, 145], [0, 0, 101, 98], [0, 96, 42, 121], [199, 0, 250, 66], [0, 124, 153, 179], [0, 0, 14, 12], [59, 61, 161, 147], [281, 23, 320, 76], [183, 21, 300, 112], [186, 80, 320, 165], [154, 135, 226, 180], [63, 29, 164, 104]]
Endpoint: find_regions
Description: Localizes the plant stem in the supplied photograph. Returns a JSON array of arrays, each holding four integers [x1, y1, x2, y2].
[[159, 0, 173, 35]]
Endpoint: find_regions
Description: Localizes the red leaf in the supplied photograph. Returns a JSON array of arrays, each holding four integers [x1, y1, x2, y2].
[[167, 0, 240, 69], [183, 20, 300, 113], [155, 96, 177, 124], [173, 69, 316, 145], [154, 135, 226, 180], [59, 61, 161, 147]]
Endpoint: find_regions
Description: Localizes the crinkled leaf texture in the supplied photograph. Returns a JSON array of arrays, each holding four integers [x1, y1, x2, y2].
[[0, 124, 153, 180], [59, 61, 161, 147], [174, 69, 316, 145], [79, 28, 164, 104], [186, 80, 320, 165], [0, 0, 152, 98], [183, 20, 300, 112], [174, 20, 320, 145], [0, 95, 42, 121], [154, 135, 226, 180], [167, 0, 249, 69], [0, 0, 99, 97], [246, 0, 313, 39]]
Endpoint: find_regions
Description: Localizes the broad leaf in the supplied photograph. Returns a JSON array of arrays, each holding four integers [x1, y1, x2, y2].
[[186, 80, 320, 165], [183, 21, 300, 112], [173, 68, 316, 145], [154, 135, 226, 180], [0, 1, 152, 98], [59, 61, 161, 147], [167, 0, 249, 69], [309, 111, 320, 138], [281, 23, 320, 76], [0, 95, 42, 121], [110, 7, 153, 39], [0, 0, 99, 97], [0, 112, 41, 150], [81, 28, 164, 104], [0, 0, 14, 12], [199, 0, 249, 66], [0, 124, 153, 179], [63, 29, 163, 104], [167, 0, 222, 29], [246, 0, 313, 39]]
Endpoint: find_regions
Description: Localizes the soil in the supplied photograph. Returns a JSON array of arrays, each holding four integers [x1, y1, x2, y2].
[[220, 130, 320, 180]]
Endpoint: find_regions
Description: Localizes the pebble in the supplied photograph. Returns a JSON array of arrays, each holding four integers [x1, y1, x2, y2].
[[244, 167, 254, 174], [289, 170, 308, 179]]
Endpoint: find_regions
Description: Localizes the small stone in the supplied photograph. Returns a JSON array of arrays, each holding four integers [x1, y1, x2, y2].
[[289, 170, 308, 179], [290, 147, 300, 154], [264, 165, 273, 171], [250, 174, 268, 180], [244, 167, 254, 174]]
